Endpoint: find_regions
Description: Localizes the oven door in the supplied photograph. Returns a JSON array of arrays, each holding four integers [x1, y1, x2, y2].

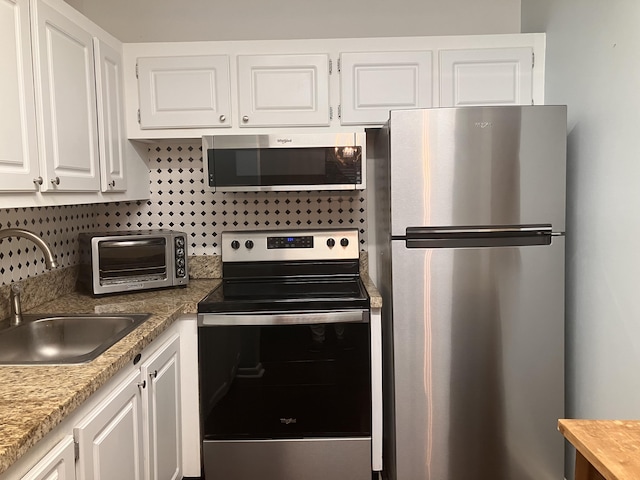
[[198, 310, 372, 480]]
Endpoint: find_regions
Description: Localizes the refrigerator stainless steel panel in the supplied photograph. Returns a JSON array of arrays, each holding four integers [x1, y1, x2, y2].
[[371, 105, 567, 480], [389, 106, 567, 236], [390, 237, 565, 480]]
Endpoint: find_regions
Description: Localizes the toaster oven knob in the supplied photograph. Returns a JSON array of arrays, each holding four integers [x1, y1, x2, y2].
[[326, 238, 336, 248], [245, 240, 254, 250], [340, 238, 349, 247], [231, 240, 240, 250], [176, 237, 185, 248], [177, 268, 185, 277], [176, 248, 185, 257], [176, 258, 185, 268]]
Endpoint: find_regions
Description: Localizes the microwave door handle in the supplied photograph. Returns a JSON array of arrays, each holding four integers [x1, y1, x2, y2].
[[100, 239, 165, 248]]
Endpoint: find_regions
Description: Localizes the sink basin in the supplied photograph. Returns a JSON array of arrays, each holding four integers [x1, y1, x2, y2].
[[0, 313, 150, 365]]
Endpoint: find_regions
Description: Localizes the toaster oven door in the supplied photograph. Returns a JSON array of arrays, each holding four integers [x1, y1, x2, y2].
[[98, 237, 168, 284]]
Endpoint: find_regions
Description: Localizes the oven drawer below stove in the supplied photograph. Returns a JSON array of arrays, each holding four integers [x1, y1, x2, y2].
[[202, 437, 371, 480]]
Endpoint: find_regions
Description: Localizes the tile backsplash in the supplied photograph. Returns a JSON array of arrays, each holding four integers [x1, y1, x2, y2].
[[0, 142, 368, 286]]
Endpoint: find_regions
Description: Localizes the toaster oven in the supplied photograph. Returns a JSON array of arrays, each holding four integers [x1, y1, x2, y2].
[[78, 230, 188, 295]]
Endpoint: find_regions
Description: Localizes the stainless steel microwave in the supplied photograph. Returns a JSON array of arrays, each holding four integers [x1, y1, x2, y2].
[[202, 133, 365, 192], [78, 230, 188, 295]]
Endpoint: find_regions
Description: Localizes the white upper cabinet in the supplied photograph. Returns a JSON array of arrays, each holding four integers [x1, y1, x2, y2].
[[439, 47, 534, 107], [237, 54, 330, 127], [31, 0, 100, 192], [339, 51, 433, 125], [94, 38, 127, 192], [137, 55, 231, 129], [0, 0, 150, 206], [0, 0, 39, 192], [124, 35, 544, 138]]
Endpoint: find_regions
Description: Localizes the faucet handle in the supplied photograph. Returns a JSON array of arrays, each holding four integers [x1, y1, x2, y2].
[[10, 282, 22, 295]]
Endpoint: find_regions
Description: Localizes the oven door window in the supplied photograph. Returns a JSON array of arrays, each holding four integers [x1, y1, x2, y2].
[[207, 146, 362, 188], [199, 322, 371, 440], [98, 238, 167, 283]]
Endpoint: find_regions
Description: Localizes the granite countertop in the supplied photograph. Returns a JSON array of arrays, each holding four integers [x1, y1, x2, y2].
[[0, 278, 220, 475], [0, 255, 382, 475], [361, 272, 382, 309]]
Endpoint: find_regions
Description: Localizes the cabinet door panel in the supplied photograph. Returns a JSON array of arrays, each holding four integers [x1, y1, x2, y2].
[[238, 54, 330, 127], [142, 333, 181, 480], [439, 48, 533, 107], [340, 51, 433, 125], [21, 436, 75, 480], [74, 370, 144, 480], [0, 0, 39, 191], [32, 0, 100, 192], [94, 38, 126, 192], [137, 55, 231, 129]]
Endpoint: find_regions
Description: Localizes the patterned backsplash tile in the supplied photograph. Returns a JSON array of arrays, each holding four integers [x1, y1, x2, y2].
[[0, 142, 368, 286]]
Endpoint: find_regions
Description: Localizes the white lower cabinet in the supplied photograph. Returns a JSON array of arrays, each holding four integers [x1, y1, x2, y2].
[[0, 322, 189, 480], [140, 333, 182, 480], [20, 436, 75, 480], [74, 369, 145, 480], [73, 331, 182, 480]]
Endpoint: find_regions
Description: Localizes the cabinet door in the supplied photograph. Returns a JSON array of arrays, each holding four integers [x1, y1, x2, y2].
[[31, 0, 100, 192], [0, 0, 39, 191], [238, 54, 330, 127], [439, 47, 533, 107], [94, 38, 126, 192], [340, 51, 433, 125], [21, 436, 75, 480], [141, 333, 181, 480], [74, 369, 144, 480], [137, 55, 231, 129]]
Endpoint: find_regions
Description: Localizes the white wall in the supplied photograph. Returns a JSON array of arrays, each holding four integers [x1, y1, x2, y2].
[[522, 0, 640, 432], [62, 0, 520, 42]]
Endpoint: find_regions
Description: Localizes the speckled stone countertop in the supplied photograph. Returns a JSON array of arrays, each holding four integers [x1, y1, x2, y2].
[[0, 253, 382, 475], [0, 277, 220, 476]]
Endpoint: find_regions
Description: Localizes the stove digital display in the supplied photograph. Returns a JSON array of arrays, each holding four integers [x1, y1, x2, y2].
[[267, 235, 314, 249]]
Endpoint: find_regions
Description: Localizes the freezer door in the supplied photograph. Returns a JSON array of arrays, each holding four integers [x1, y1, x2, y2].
[[389, 238, 564, 480], [389, 106, 567, 236]]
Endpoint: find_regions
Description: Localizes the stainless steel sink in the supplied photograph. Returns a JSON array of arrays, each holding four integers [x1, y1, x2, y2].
[[0, 313, 150, 365]]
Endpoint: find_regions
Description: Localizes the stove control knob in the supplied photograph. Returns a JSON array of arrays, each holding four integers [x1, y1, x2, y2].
[[245, 240, 254, 250], [231, 240, 240, 250], [326, 238, 336, 248], [340, 238, 349, 247]]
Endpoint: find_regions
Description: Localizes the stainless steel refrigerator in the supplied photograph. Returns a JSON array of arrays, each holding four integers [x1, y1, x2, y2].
[[369, 106, 566, 480]]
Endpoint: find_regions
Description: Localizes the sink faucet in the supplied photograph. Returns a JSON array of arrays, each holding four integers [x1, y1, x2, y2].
[[0, 228, 58, 325]]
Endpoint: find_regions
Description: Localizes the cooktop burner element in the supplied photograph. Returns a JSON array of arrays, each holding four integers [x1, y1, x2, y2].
[[197, 228, 369, 314]]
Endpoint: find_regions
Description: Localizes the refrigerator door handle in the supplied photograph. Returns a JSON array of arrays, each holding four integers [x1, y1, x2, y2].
[[404, 224, 555, 249]]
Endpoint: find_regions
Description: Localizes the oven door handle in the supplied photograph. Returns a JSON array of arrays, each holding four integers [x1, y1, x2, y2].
[[198, 309, 369, 326]]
